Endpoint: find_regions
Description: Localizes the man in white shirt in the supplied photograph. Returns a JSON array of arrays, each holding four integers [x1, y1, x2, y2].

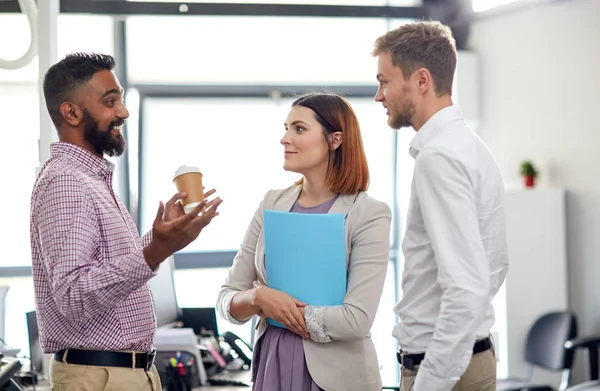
[[372, 21, 509, 391]]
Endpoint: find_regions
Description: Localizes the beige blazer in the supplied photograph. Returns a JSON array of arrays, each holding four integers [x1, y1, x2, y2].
[[216, 185, 392, 391]]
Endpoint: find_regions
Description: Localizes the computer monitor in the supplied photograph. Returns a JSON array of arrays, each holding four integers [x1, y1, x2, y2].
[[180, 307, 219, 337], [148, 256, 181, 328], [26, 311, 43, 375]]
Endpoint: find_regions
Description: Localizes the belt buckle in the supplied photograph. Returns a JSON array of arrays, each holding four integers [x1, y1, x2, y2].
[[145, 348, 156, 372], [397, 350, 414, 370]]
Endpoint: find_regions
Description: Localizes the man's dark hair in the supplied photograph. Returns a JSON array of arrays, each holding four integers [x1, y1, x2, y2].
[[43, 52, 115, 127]]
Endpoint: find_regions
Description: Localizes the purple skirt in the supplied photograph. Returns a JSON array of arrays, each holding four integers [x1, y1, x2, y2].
[[253, 325, 323, 391]]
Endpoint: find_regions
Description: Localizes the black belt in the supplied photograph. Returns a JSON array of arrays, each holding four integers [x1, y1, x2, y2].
[[397, 337, 493, 370], [54, 348, 156, 371]]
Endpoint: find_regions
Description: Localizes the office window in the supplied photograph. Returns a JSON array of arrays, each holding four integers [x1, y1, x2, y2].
[[140, 97, 296, 248], [58, 15, 114, 58], [0, 15, 38, 82], [0, 15, 115, 267], [173, 268, 254, 345], [0, 277, 35, 358], [140, 96, 395, 250], [0, 85, 40, 267], [373, 261, 399, 386], [126, 16, 386, 84], [0, 14, 114, 83], [472, 0, 522, 12]]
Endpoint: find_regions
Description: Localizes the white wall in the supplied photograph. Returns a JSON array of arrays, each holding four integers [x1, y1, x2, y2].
[[469, 0, 600, 382]]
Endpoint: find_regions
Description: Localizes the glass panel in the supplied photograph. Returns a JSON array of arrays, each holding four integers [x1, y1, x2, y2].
[[0, 14, 38, 82], [126, 16, 386, 84], [373, 261, 399, 386], [0, 277, 36, 359], [472, 0, 521, 12], [0, 15, 115, 268], [388, 17, 420, 30], [140, 96, 395, 251], [0, 15, 114, 82], [0, 85, 39, 267], [140, 97, 297, 249], [173, 268, 253, 345], [350, 100, 396, 224], [491, 282, 508, 377], [58, 15, 115, 58]]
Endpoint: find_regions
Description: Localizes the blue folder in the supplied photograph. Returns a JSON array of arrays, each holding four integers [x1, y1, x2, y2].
[[263, 210, 347, 328]]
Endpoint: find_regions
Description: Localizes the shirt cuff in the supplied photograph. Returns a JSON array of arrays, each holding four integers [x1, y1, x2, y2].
[[131, 248, 156, 280], [305, 305, 331, 343], [141, 231, 153, 247], [413, 365, 459, 391]]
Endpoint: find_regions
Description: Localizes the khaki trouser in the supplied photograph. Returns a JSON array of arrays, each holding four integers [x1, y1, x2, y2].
[[50, 357, 162, 391], [401, 348, 496, 391]]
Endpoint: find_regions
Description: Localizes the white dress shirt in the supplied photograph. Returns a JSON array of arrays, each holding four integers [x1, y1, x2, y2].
[[393, 105, 509, 391]]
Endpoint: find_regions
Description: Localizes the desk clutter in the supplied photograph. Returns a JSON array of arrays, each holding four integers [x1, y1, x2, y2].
[[162, 353, 194, 391], [155, 330, 252, 390], [154, 307, 252, 390], [0, 354, 23, 391]]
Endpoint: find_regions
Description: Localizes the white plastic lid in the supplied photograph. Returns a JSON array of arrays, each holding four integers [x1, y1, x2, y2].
[[173, 165, 202, 180]]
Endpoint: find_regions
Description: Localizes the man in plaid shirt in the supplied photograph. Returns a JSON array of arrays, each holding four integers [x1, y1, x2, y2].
[[30, 52, 222, 390]]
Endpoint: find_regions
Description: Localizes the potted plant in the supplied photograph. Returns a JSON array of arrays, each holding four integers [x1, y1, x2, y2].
[[520, 160, 539, 188]]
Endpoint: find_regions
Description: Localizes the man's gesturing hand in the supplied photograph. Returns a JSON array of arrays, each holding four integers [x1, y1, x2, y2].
[[144, 195, 223, 269]]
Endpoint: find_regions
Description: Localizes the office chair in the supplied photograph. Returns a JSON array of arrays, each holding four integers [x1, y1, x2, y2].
[[566, 383, 600, 391], [497, 311, 577, 391], [563, 335, 600, 391]]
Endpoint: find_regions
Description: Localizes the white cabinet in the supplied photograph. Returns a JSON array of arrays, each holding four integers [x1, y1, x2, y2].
[[493, 187, 568, 385]]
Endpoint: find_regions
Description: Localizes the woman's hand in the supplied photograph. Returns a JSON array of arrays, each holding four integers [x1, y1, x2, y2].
[[253, 282, 309, 339]]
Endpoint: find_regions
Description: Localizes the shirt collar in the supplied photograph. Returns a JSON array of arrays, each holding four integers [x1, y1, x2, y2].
[[408, 105, 464, 158], [50, 142, 115, 177]]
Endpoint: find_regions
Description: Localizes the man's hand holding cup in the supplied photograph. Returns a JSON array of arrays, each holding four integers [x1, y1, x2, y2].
[[143, 165, 223, 269]]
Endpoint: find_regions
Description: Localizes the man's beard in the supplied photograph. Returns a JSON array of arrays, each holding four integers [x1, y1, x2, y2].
[[388, 99, 416, 130], [83, 109, 126, 157]]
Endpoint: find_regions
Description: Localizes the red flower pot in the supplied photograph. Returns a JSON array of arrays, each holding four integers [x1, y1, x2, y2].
[[524, 176, 535, 188]]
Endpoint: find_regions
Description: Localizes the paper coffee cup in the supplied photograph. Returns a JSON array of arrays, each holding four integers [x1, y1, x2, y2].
[[173, 165, 204, 214]]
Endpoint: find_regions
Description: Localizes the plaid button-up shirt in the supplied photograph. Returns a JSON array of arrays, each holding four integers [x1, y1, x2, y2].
[[30, 142, 157, 353]]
